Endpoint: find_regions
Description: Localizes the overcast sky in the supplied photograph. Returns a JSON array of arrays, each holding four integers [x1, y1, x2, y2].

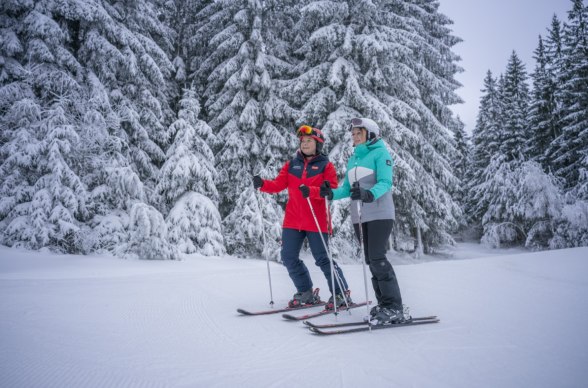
[[437, 0, 572, 134]]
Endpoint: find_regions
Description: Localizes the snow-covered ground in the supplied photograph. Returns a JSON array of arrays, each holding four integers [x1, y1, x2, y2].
[[1, 244, 587, 388]]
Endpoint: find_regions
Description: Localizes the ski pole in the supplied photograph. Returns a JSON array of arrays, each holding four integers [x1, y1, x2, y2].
[[353, 182, 372, 328], [255, 183, 274, 307], [321, 182, 348, 312], [301, 186, 350, 315], [321, 181, 338, 315]]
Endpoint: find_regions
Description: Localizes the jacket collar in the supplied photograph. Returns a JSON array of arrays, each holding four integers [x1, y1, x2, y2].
[[296, 151, 326, 163], [354, 139, 383, 158]]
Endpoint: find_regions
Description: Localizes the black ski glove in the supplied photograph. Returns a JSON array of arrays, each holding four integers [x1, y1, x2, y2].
[[253, 175, 264, 189], [350, 184, 374, 203], [299, 184, 310, 198], [320, 181, 333, 200]]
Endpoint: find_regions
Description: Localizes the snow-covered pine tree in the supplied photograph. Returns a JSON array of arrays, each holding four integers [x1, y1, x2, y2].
[[157, 89, 224, 255], [551, 0, 588, 198], [479, 160, 563, 249], [124, 202, 178, 260], [277, 0, 357, 258], [88, 0, 176, 186], [470, 45, 577, 250], [82, 0, 180, 259], [158, 0, 198, 82], [157, 89, 218, 210], [283, 0, 463, 256], [467, 2, 588, 250], [451, 116, 468, 187], [5, 0, 178, 259], [500, 51, 530, 162], [545, 14, 565, 83], [543, 15, 565, 168], [526, 35, 559, 169], [466, 70, 504, 235], [159, 0, 213, 94], [194, 0, 296, 259], [550, 198, 588, 248], [449, 115, 469, 231], [473, 52, 531, 246], [398, 0, 463, 252], [0, 0, 90, 252]]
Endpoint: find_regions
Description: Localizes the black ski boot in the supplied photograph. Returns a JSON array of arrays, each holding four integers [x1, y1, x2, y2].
[[370, 306, 405, 325]]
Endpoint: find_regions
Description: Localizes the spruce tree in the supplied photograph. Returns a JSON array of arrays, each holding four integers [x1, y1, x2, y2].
[[500, 51, 530, 162], [552, 0, 588, 197], [450, 115, 469, 221], [527, 35, 559, 169], [0, 0, 181, 258], [475, 52, 530, 246], [157, 89, 224, 255], [479, 160, 563, 249], [466, 71, 502, 228], [0, 0, 89, 252], [283, 0, 463, 255], [194, 0, 295, 258], [80, 0, 178, 258]]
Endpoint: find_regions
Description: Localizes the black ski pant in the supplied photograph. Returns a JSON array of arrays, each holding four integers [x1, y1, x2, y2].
[[354, 219, 403, 311]]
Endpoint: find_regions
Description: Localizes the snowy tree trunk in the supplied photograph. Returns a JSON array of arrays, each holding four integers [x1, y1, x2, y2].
[[415, 226, 424, 259]]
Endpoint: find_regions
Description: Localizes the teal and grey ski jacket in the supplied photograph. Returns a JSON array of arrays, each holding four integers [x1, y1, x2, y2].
[[332, 139, 396, 223]]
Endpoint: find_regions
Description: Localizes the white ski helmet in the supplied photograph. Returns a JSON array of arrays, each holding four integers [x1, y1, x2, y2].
[[349, 117, 380, 140]]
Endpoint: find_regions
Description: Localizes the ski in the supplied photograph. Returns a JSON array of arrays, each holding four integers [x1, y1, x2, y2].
[[303, 315, 438, 329], [282, 301, 371, 321], [237, 302, 326, 316], [308, 318, 440, 335]]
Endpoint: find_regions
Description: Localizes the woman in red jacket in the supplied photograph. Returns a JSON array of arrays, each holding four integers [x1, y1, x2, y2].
[[253, 125, 351, 309]]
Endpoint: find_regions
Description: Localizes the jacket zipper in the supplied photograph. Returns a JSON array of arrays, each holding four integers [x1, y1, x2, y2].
[[299, 158, 309, 231]]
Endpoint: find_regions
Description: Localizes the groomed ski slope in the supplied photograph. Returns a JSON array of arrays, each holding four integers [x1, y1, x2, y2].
[[0, 245, 587, 388]]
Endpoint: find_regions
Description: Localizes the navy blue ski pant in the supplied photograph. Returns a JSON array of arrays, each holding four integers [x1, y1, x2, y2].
[[281, 228, 348, 295]]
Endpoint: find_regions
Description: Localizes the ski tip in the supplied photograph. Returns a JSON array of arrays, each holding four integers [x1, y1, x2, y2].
[[237, 309, 250, 315], [282, 313, 298, 320]]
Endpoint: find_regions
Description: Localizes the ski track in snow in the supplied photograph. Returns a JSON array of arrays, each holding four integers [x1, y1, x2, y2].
[[1, 246, 587, 387]]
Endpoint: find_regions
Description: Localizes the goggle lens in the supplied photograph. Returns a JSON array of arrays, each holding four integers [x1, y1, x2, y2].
[[297, 125, 314, 136]]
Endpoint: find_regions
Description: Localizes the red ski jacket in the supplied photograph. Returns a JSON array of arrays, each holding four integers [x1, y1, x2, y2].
[[261, 152, 338, 233]]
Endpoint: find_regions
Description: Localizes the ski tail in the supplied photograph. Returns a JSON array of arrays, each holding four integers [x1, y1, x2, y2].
[[237, 301, 326, 316]]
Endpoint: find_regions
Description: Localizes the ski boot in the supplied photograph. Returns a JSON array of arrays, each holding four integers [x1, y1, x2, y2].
[[288, 288, 320, 308], [325, 290, 352, 310], [370, 305, 408, 325]]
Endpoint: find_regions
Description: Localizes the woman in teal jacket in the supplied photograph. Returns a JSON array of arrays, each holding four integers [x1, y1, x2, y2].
[[320, 117, 404, 324]]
